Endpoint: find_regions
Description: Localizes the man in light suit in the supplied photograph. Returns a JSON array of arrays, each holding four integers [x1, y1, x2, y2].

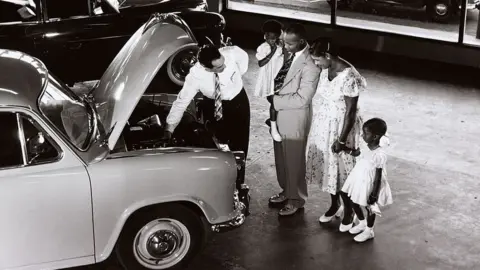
[[267, 23, 321, 216]]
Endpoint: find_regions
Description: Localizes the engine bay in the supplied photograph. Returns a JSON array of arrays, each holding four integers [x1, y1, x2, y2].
[[113, 93, 218, 152]]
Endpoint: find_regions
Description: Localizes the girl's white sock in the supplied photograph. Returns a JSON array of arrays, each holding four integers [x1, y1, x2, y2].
[[270, 121, 282, 142]]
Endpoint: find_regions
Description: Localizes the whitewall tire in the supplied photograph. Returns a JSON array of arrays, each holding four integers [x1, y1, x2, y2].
[[115, 204, 206, 270], [166, 45, 199, 87]]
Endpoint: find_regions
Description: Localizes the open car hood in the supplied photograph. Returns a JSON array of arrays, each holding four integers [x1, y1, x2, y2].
[[91, 13, 197, 150]]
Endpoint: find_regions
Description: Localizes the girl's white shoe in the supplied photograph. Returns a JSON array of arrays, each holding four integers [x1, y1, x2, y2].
[[339, 222, 353, 232], [270, 121, 282, 142], [349, 219, 367, 234], [354, 227, 375, 242], [319, 205, 344, 223], [339, 213, 359, 232]]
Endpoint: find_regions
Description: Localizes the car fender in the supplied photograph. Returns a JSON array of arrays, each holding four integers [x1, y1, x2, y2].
[[96, 194, 214, 262], [87, 149, 238, 262]]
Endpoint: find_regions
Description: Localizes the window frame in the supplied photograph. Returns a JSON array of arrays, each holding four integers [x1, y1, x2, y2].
[[0, 110, 64, 171]]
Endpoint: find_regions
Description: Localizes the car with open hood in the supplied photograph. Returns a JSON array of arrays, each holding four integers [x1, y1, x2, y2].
[[0, 0, 226, 87], [0, 13, 249, 270]]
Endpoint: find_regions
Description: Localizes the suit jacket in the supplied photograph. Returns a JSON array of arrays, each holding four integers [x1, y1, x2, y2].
[[273, 46, 321, 139]]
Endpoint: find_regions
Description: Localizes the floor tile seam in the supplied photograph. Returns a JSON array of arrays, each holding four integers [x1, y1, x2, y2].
[[246, 146, 274, 168]]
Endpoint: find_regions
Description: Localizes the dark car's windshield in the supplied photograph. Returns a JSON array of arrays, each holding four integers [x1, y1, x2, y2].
[[39, 75, 93, 150]]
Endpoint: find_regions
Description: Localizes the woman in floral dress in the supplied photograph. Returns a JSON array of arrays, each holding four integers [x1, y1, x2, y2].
[[306, 39, 367, 231]]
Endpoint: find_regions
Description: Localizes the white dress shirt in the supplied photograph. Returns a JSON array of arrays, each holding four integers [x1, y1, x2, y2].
[[166, 45, 249, 132], [292, 44, 307, 64]]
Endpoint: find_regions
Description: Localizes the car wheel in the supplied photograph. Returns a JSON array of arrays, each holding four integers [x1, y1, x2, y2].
[[166, 45, 199, 87], [427, 0, 453, 23], [115, 204, 207, 270]]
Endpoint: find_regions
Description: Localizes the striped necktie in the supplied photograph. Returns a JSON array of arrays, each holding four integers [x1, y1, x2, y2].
[[273, 53, 294, 92], [214, 73, 223, 121]]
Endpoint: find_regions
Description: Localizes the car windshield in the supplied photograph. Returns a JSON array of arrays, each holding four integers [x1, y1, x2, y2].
[[38, 76, 93, 150]]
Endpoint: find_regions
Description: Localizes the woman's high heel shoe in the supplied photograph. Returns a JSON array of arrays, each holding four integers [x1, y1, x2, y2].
[[318, 205, 344, 223]]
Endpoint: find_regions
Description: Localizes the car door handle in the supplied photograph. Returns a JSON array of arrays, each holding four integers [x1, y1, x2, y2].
[[68, 43, 83, 50]]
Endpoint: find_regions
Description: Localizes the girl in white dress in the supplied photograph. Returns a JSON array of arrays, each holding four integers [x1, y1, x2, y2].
[[254, 19, 284, 142], [341, 118, 393, 242], [306, 38, 366, 231]]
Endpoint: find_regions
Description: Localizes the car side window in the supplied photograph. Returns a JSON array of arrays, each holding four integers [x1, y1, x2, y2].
[[45, 0, 90, 19], [0, 112, 24, 168], [0, 0, 38, 23], [20, 114, 61, 166], [0, 111, 61, 170]]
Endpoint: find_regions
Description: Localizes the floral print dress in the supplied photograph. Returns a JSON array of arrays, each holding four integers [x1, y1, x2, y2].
[[306, 67, 367, 195]]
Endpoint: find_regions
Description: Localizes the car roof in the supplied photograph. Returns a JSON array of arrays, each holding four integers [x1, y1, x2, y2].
[[0, 49, 48, 111]]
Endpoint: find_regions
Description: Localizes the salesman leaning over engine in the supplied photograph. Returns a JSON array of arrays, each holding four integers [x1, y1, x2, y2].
[[164, 44, 251, 178]]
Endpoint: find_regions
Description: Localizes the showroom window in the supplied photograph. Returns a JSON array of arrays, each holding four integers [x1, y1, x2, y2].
[[227, 0, 331, 24], [0, 111, 61, 170], [334, 0, 464, 42], [226, 0, 480, 45], [463, 0, 480, 46]]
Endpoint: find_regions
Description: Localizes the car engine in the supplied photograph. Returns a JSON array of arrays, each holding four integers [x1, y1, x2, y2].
[[115, 93, 217, 151]]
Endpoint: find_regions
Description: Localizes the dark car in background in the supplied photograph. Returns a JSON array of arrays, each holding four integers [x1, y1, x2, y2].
[[0, 0, 225, 86]]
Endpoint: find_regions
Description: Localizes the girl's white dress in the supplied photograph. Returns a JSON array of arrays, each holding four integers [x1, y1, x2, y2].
[[254, 42, 284, 97], [341, 140, 393, 207], [306, 67, 366, 195]]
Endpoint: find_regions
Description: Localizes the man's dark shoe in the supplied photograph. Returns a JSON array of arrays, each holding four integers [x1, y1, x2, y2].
[[268, 194, 287, 208], [279, 204, 304, 216]]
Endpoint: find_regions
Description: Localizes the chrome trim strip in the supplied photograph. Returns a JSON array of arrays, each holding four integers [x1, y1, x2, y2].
[[80, 94, 99, 152], [16, 113, 28, 166]]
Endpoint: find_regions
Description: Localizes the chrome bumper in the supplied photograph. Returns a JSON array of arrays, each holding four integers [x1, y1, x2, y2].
[[211, 184, 250, 233]]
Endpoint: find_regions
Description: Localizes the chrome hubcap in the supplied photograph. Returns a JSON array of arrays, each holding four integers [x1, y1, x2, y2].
[[133, 218, 190, 269], [435, 4, 448, 16]]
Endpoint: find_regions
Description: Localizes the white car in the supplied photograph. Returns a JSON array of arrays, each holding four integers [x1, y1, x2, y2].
[[0, 13, 249, 270]]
